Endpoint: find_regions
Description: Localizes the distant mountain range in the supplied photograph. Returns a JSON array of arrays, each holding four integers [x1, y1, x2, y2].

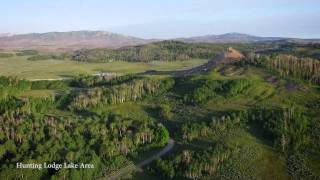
[[0, 31, 151, 52], [0, 33, 11, 37], [176, 33, 284, 43], [0, 31, 318, 52]]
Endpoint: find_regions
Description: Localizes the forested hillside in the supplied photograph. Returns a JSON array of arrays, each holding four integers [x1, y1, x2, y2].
[[145, 62, 320, 179], [71, 41, 221, 62], [70, 41, 267, 62], [21, 40, 275, 63], [246, 53, 320, 84], [0, 44, 319, 180], [2, 0, 320, 179], [0, 76, 171, 179], [255, 42, 320, 59]]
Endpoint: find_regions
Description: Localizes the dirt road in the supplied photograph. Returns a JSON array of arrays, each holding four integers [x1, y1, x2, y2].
[[140, 48, 244, 77], [104, 139, 175, 180], [137, 138, 175, 168]]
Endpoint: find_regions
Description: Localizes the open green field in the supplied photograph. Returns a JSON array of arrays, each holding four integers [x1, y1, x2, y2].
[[0, 55, 207, 79]]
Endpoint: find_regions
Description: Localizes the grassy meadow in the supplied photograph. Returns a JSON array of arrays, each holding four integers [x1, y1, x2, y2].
[[0, 55, 207, 79]]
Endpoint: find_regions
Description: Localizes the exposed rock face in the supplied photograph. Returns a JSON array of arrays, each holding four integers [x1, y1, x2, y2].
[[172, 48, 245, 76], [222, 47, 245, 63]]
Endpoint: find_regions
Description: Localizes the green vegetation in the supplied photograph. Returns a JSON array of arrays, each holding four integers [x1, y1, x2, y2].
[[0, 53, 14, 58], [246, 53, 320, 84], [16, 50, 38, 56], [72, 41, 224, 62], [27, 54, 68, 61], [0, 76, 171, 179], [0, 76, 69, 97], [141, 47, 319, 179], [256, 42, 320, 59], [0, 42, 319, 179], [71, 41, 274, 63], [182, 78, 252, 104], [68, 77, 174, 111], [0, 55, 207, 79]]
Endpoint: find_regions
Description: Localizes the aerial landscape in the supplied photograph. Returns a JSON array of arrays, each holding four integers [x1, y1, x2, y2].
[[1, 0, 320, 179]]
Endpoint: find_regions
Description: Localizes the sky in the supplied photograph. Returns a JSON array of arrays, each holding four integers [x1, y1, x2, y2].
[[1, 0, 320, 39]]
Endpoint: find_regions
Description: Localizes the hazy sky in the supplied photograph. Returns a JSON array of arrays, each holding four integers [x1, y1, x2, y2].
[[1, 0, 320, 38]]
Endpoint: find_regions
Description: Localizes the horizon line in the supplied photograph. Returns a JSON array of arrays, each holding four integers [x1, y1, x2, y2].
[[1, 30, 319, 40]]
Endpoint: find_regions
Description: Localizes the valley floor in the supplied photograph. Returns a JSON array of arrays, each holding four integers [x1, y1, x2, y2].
[[0, 55, 207, 79]]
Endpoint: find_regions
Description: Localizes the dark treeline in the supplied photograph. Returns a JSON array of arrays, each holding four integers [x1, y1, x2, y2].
[[246, 53, 320, 84], [0, 76, 69, 97], [27, 53, 70, 61], [16, 50, 38, 56], [27, 54, 63, 61], [0, 53, 14, 58], [248, 105, 319, 179], [248, 106, 312, 154], [30, 80, 69, 90], [72, 41, 225, 62], [0, 97, 23, 114], [150, 145, 234, 179], [177, 78, 251, 104], [0, 77, 30, 97], [69, 77, 175, 111], [70, 74, 137, 88], [255, 42, 320, 59], [12, 41, 275, 62], [180, 112, 244, 141], [71, 41, 274, 63], [1, 75, 132, 92]]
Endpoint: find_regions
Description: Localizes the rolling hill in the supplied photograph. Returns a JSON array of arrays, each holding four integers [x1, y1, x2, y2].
[[177, 33, 320, 44], [176, 33, 284, 43], [0, 31, 151, 52], [1, 31, 319, 52]]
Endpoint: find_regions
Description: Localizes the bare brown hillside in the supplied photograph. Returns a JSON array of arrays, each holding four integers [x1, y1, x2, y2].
[[222, 47, 245, 63], [0, 31, 152, 52]]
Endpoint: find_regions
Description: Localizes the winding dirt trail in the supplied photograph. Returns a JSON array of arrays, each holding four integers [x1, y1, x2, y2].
[[104, 139, 175, 180], [28, 78, 72, 81], [140, 48, 245, 77], [137, 138, 175, 168]]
